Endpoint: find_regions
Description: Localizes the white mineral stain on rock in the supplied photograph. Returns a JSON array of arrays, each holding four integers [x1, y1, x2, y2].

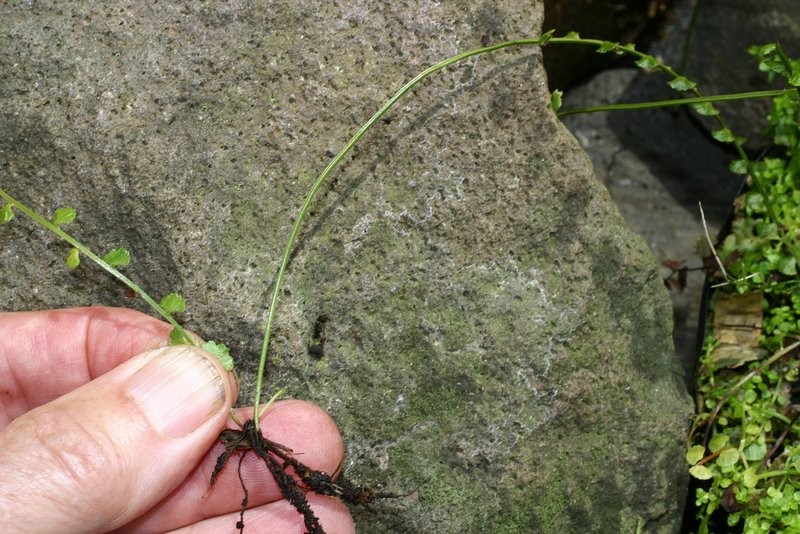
[[345, 212, 375, 253]]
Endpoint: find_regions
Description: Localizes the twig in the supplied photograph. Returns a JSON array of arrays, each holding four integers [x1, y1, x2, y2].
[[699, 201, 728, 281]]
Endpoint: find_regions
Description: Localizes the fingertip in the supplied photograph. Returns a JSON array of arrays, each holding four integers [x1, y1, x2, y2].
[[234, 493, 356, 534], [176, 493, 356, 534], [127, 346, 238, 438], [252, 399, 345, 475], [82, 306, 174, 366], [0, 307, 174, 417], [273, 493, 356, 534], [308, 493, 357, 534]]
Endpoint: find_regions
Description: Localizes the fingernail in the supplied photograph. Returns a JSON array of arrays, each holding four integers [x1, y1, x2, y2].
[[127, 346, 227, 438]]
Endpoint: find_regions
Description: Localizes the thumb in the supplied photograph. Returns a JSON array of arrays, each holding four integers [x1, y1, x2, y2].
[[0, 345, 237, 532]]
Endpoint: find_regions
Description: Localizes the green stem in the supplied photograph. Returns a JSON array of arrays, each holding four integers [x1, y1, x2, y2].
[[679, 0, 704, 73], [0, 187, 182, 332], [247, 33, 800, 427], [757, 469, 800, 481], [251, 37, 547, 427], [557, 89, 791, 117], [550, 36, 800, 267]]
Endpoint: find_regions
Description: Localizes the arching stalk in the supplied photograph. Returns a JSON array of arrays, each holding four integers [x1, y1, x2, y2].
[[251, 37, 547, 427]]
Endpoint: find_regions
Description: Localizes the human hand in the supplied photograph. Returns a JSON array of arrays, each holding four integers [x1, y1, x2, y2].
[[0, 307, 355, 533]]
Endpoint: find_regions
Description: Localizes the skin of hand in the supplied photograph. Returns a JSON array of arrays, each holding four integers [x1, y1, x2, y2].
[[0, 307, 355, 533]]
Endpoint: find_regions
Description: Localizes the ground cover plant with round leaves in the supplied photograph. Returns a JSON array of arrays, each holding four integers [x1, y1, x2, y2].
[[1, 31, 797, 533], [686, 44, 800, 533]]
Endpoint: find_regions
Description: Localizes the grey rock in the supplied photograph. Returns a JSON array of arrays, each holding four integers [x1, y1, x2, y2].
[[0, 2, 691, 532]]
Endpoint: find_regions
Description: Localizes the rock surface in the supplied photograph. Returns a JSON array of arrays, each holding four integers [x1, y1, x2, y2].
[[0, 2, 691, 532]]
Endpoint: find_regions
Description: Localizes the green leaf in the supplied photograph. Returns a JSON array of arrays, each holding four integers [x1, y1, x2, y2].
[[103, 247, 130, 267], [744, 422, 761, 435], [712, 128, 736, 143], [668, 76, 697, 91], [716, 448, 739, 468], [691, 102, 719, 117], [65, 247, 80, 269], [0, 203, 14, 223], [550, 89, 563, 112], [709, 434, 730, 453], [686, 444, 706, 465], [742, 467, 759, 488], [729, 159, 748, 174], [596, 41, 617, 54], [777, 256, 797, 275], [200, 340, 234, 372], [51, 207, 76, 227], [757, 43, 777, 57], [564, 31, 580, 39], [160, 292, 186, 315], [635, 55, 659, 69], [539, 29, 555, 45], [689, 464, 714, 480], [743, 442, 767, 461], [169, 326, 193, 346]]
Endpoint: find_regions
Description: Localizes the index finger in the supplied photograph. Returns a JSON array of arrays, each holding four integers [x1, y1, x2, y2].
[[0, 306, 172, 426]]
